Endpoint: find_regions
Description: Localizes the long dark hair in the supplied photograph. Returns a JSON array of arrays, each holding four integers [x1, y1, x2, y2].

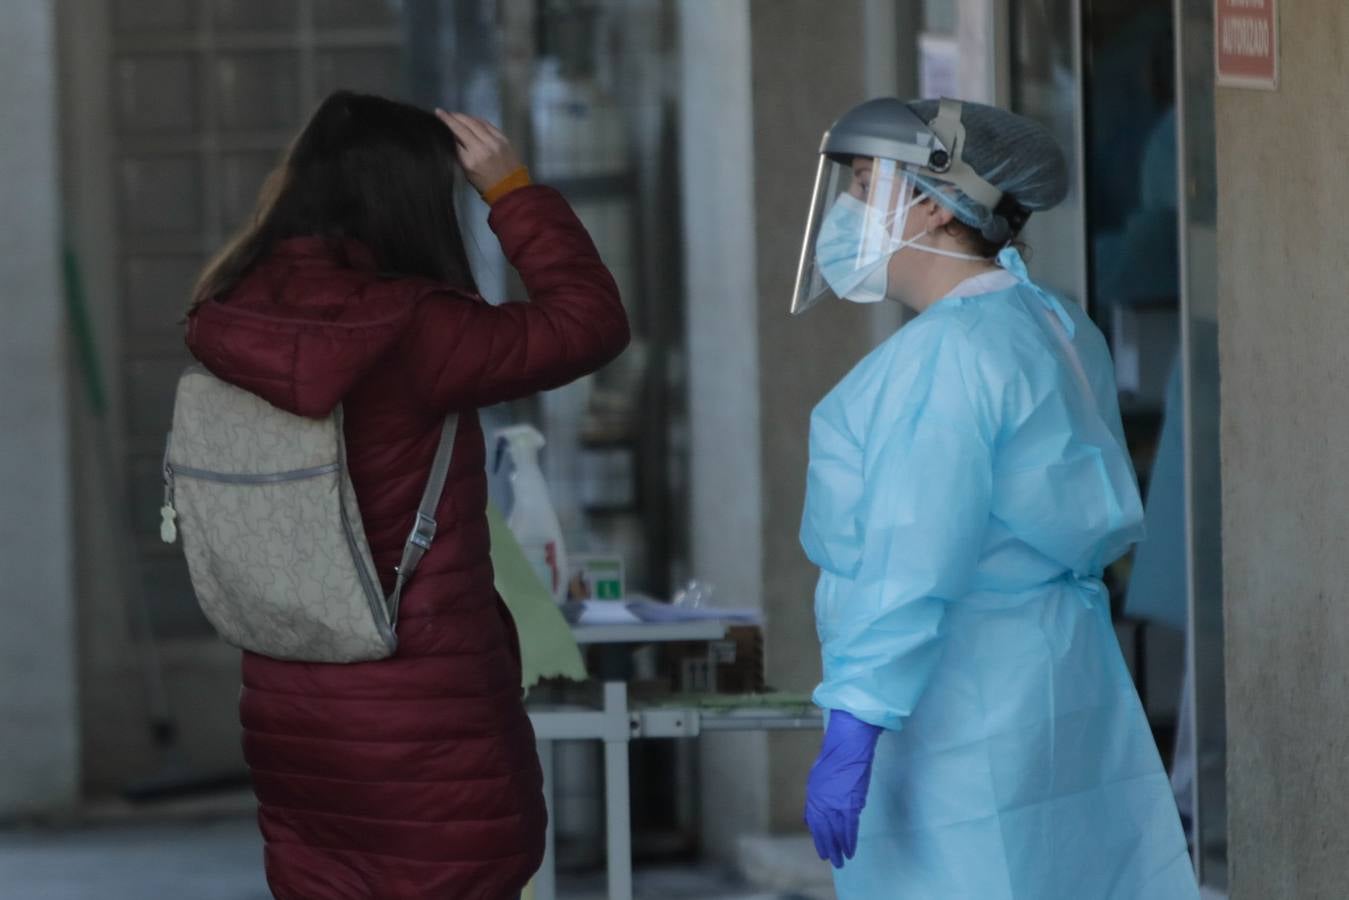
[[191, 91, 477, 309]]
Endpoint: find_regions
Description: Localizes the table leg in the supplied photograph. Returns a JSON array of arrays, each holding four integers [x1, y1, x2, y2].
[[603, 738, 633, 899], [603, 682, 634, 900], [535, 739, 557, 900]]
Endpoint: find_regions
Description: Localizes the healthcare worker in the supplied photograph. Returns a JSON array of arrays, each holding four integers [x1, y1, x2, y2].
[[794, 98, 1199, 899]]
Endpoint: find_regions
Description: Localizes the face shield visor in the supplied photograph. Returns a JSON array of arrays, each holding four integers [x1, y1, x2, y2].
[[790, 98, 1007, 316], [790, 156, 921, 315]]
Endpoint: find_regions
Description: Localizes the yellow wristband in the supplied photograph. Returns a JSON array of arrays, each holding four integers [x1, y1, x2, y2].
[[483, 166, 532, 205]]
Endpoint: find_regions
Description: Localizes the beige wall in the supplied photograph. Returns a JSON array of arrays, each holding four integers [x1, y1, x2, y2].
[[1218, 2, 1349, 896], [57, 0, 245, 798], [748, 0, 880, 832]]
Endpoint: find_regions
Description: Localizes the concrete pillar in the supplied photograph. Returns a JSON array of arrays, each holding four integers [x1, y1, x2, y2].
[[0, 0, 80, 817], [1217, 1, 1349, 896], [681, 0, 888, 856], [679, 0, 769, 857]]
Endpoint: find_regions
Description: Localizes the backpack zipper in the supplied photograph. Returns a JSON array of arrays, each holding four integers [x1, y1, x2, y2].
[[158, 432, 339, 545]]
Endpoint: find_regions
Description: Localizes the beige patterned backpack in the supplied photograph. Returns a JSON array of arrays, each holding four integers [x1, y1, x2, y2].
[[159, 367, 456, 663]]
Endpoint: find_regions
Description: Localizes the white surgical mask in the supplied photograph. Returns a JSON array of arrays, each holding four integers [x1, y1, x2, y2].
[[816, 193, 924, 304]]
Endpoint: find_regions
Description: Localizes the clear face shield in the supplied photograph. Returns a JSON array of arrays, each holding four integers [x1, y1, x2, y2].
[[790, 155, 921, 316]]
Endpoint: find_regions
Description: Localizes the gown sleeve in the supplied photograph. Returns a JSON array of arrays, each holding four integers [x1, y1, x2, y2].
[[812, 325, 995, 731]]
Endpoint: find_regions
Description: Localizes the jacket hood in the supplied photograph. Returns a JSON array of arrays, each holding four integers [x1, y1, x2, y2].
[[185, 237, 444, 418]]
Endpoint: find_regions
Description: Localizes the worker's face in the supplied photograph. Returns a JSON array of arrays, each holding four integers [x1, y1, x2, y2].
[[847, 158, 907, 217], [846, 158, 872, 200], [847, 158, 942, 305], [849, 156, 938, 232]]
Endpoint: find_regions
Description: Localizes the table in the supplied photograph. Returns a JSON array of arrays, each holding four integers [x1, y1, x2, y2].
[[525, 621, 823, 900]]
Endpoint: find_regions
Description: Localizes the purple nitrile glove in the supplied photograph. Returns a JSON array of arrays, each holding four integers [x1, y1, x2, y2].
[[804, 709, 883, 869]]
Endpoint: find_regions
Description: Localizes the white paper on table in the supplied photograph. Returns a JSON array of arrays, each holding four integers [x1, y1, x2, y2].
[[624, 599, 762, 625], [575, 600, 644, 626]]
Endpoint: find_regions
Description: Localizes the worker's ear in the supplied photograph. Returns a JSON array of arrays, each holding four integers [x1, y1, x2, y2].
[[917, 195, 956, 230]]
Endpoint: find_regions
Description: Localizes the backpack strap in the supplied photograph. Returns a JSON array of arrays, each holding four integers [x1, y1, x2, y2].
[[388, 413, 459, 625]]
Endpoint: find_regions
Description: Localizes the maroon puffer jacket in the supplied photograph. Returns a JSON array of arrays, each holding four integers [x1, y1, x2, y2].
[[185, 186, 628, 899]]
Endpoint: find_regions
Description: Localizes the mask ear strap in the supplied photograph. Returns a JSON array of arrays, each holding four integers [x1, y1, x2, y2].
[[901, 235, 988, 262]]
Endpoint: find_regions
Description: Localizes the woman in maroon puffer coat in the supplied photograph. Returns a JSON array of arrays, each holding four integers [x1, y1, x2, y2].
[[184, 92, 628, 899]]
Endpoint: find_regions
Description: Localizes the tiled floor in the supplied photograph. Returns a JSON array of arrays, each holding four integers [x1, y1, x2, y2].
[[0, 818, 271, 900], [556, 864, 821, 900], [0, 816, 805, 900]]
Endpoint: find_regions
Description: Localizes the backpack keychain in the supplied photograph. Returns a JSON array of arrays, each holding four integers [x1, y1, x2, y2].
[[160, 504, 178, 544], [160, 453, 177, 544]]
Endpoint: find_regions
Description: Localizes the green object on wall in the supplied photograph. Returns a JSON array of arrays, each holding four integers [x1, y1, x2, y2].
[[62, 240, 107, 416]]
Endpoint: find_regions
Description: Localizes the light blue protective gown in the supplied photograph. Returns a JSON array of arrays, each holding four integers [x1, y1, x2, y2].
[[801, 249, 1198, 899]]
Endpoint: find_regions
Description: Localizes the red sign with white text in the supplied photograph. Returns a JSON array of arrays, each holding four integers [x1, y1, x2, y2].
[[1216, 0, 1278, 89]]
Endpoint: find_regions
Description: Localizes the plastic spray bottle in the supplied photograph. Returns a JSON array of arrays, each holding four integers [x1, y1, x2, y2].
[[494, 425, 569, 604]]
